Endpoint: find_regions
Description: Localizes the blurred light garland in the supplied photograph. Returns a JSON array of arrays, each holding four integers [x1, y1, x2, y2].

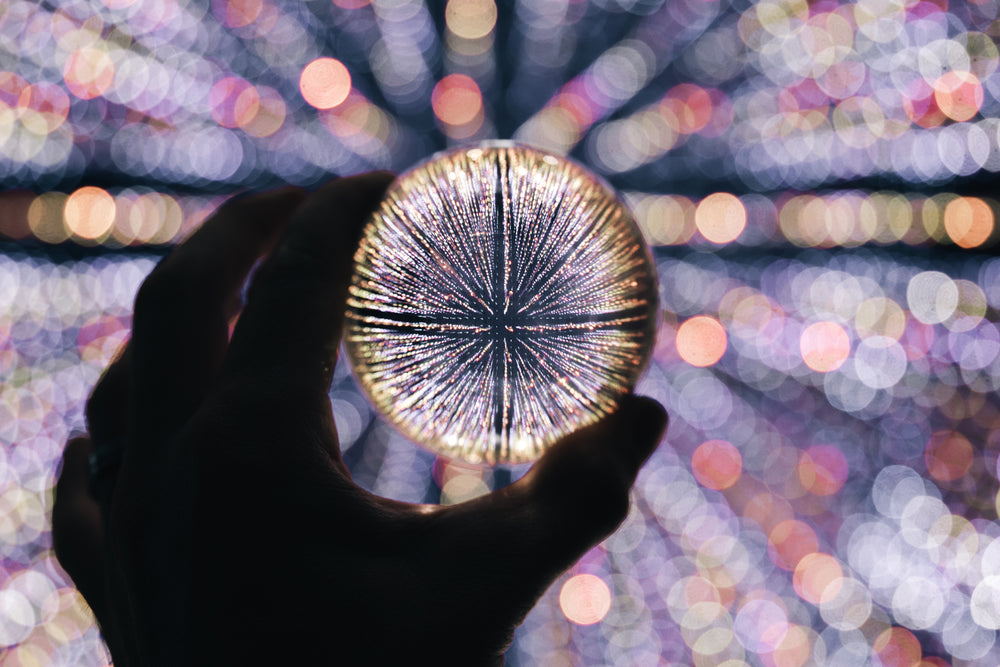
[[1, 0, 1000, 665]]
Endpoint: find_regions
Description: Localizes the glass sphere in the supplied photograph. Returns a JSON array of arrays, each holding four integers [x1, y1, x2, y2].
[[345, 143, 658, 464]]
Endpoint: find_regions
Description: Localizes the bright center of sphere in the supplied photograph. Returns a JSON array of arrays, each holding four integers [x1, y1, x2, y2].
[[345, 143, 658, 464]]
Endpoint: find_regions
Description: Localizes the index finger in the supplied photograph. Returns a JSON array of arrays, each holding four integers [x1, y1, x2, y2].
[[129, 187, 307, 447], [220, 172, 394, 392]]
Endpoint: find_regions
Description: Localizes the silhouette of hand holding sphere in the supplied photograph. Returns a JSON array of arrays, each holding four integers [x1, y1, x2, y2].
[[52, 172, 667, 666]]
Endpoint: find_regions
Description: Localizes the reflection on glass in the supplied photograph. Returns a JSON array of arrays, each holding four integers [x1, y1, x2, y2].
[[345, 143, 658, 464]]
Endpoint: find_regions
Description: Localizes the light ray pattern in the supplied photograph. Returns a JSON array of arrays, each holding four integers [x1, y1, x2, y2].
[[345, 143, 658, 463]]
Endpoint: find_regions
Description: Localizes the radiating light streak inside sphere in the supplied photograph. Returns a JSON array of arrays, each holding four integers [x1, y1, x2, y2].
[[345, 144, 658, 464]]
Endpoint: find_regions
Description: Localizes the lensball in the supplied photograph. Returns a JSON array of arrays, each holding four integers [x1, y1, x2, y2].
[[345, 142, 658, 464]]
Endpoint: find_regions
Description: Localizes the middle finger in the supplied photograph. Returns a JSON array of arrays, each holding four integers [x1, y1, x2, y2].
[[128, 188, 305, 456]]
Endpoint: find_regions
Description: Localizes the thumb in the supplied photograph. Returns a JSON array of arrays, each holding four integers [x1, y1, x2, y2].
[[436, 395, 667, 590], [519, 394, 668, 558]]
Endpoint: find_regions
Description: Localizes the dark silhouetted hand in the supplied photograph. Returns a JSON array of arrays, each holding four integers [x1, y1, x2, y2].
[[51, 173, 668, 666]]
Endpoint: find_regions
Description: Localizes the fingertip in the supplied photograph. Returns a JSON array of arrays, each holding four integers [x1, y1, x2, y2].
[[290, 171, 397, 266], [313, 171, 395, 203], [224, 185, 308, 212], [615, 394, 668, 471], [341, 171, 395, 218], [219, 171, 397, 390], [339, 170, 396, 189], [268, 184, 310, 199], [352, 170, 397, 188], [221, 186, 310, 240], [289, 171, 396, 250]]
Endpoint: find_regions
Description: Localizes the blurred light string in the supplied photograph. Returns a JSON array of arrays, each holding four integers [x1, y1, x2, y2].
[[3, 187, 996, 250], [1, 0, 1000, 664], [0, 0, 998, 188]]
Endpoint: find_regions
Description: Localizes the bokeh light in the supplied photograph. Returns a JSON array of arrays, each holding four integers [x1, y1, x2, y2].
[[559, 574, 612, 626], [445, 0, 497, 41], [695, 193, 747, 244], [768, 520, 819, 572], [944, 197, 994, 249], [431, 74, 484, 138], [924, 430, 974, 482], [2, 1, 1000, 664], [64, 187, 115, 243], [300, 58, 352, 110], [676, 316, 727, 367], [935, 71, 985, 123], [793, 552, 843, 605], [800, 321, 850, 373], [691, 440, 742, 490], [797, 445, 848, 496], [209, 77, 261, 130], [62, 48, 115, 101], [873, 626, 923, 667]]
